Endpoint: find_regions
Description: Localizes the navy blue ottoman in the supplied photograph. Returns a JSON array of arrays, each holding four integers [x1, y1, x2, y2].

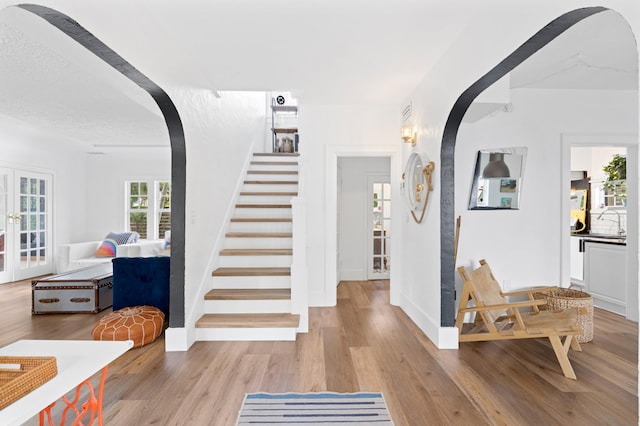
[[112, 256, 170, 319]]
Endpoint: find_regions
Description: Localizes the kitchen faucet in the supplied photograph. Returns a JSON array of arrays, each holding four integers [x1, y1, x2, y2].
[[597, 208, 625, 236]]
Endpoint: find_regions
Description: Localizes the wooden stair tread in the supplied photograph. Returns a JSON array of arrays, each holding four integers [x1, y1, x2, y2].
[[244, 180, 298, 185], [230, 218, 292, 222], [196, 313, 300, 328], [271, 105, 297, 113], [205, 288, 291, 300], [212, 267, 291, 277], [250, 161, 298, 166], [253, 153, 299, 157], [272, 128, 298, 133], [235, 204, 291, 208], [240, 192, 298, 196], [220, 249, 292, 256], [247, 170, 298, 175], [226, 232, 292, 238]]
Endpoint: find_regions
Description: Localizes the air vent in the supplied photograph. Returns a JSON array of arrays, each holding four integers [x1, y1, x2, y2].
[[402, 102, 412, 122]]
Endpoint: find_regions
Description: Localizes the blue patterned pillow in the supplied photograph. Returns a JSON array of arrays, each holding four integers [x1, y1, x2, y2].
[[105, 232, 138, 245]]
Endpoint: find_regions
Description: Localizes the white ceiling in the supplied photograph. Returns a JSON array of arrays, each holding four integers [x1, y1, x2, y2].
[[0, 4, 636, 151], [510, 10, 638, 91], [0, 7, 168, 151]]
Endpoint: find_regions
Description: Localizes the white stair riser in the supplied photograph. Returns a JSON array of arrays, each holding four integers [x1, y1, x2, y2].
[[225, 238, 292, 249], [246, 171, 298, 178], [243, 184, 298, 192], [196, 327, 297, 341], [229, 222, 292, 233], [218, 256, 292, 268], [246, 174, 298, 181], [204, 299, 291, 314], [249, 165, 298, 172], [234, 208, 291, 218], [237, 195, 295, 204], [212, 275, 291, 289], [252, 157, 299, 164]]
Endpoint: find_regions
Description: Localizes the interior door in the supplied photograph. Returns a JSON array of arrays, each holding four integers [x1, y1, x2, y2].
[[15, 171, 52, 280], [367, 176, 391, 279], [0, 168, 11, 283], [0, 169, 52, 283]]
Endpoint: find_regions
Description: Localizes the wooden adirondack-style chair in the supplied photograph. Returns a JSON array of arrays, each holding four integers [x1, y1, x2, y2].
[[456, 259, 583, 379]]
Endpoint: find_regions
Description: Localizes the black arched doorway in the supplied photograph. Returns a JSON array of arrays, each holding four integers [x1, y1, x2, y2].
[[16, 4, 186, 327], [439, 7, 611, 326]]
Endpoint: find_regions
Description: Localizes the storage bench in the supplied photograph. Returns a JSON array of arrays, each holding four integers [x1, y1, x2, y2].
[[32, 263, 113, 314]]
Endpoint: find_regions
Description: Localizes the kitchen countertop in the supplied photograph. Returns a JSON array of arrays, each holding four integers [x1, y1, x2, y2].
[[571, 233, 626, 246]]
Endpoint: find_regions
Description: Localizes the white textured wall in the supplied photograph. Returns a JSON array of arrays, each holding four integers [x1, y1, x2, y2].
[[170, 89, 267, 342]]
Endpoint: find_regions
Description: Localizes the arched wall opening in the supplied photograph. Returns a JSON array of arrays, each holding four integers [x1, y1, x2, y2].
[[16, 4, 186, 327], [440, 6, 638, 326]]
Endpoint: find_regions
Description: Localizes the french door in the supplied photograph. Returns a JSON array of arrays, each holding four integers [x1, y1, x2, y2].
[[367, 176, 391, 279], [0, 168, 52, 284]]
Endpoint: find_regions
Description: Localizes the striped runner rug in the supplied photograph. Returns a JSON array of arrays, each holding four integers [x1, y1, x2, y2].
[[236, 392, 394, 425]]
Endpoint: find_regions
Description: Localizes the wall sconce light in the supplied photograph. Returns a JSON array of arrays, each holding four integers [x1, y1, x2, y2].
[[401, 125, 416, 146]]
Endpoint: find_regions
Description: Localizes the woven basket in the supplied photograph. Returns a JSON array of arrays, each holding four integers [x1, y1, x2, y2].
[[535, 289, 593, 343], [0, 356, 57, 409]]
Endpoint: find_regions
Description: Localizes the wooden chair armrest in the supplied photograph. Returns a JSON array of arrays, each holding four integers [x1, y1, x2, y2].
[[459, 299, 547, 313], [501, 286, 559, 297]]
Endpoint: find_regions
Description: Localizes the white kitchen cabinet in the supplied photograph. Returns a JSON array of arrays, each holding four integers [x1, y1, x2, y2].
[[584, 241, 626, 315], [570, 236, 584, 284]]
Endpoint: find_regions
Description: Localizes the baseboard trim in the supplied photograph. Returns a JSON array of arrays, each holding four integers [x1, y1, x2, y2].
[[399, 292, 459, 349], [164, 327, 194, 352], [340, 269, 365, 281]]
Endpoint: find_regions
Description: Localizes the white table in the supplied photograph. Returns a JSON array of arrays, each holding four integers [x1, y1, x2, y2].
[[0, 339, 133, 426]]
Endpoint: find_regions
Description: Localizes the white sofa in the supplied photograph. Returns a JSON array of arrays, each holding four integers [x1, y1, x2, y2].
[[56, 239, 165, 273]]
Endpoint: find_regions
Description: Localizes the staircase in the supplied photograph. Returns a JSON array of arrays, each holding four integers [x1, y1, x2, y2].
[[195, 153, 303, 341]]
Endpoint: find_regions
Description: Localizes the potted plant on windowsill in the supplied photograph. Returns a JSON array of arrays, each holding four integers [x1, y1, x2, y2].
[[603, 154, 626, 206]]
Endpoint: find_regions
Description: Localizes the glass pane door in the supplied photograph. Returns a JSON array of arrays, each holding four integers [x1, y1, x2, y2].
[[0, 168, 52, 283], [369, 177, 391, 279], [14, 171, 51, 281]]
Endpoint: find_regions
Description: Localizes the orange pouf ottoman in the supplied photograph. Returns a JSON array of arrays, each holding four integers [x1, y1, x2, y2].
[[92, 305, 164, 348]]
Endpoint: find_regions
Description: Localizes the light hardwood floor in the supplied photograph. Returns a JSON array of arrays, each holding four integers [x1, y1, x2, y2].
[[1, 278, 637, 425]]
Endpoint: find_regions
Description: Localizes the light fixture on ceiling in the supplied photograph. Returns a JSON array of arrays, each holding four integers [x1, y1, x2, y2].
[[482, 152, 510, 177], [401, 124, 416, 146]]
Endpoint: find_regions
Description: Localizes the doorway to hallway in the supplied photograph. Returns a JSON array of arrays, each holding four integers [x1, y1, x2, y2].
[[337, 157, 390, 282]]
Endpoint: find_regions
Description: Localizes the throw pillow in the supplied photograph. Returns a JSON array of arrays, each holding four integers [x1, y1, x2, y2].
[[105, 231, 137, 245], [164, 230, 171, 250], [94, 231, 140, 257], [94, 239, 117, 257]]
